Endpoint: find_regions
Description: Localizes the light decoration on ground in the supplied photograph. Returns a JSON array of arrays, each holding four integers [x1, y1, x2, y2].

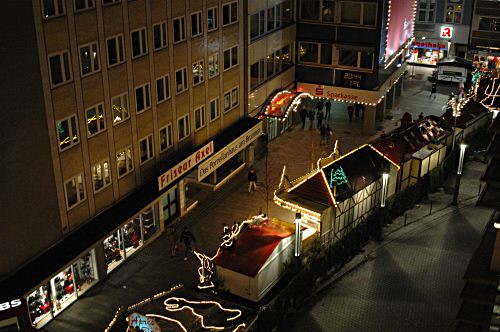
[[384, 0, 417, 69], [145, 297, 246, 332]]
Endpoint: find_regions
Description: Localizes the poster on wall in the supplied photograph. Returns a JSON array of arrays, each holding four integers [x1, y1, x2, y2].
[[384, 0, 416, 65]]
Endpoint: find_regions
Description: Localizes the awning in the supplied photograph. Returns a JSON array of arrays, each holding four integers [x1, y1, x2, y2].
[[258, 89, 311, 120]]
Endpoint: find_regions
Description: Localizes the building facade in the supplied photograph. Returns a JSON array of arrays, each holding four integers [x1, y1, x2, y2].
[[412, 0, 474, 66], [468, 0, 500, 70], [0, 0, 264, 330]]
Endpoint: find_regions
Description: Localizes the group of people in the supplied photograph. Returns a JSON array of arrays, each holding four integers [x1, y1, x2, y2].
[[167, 225, 196, 261], [299, 99, 333, 130]]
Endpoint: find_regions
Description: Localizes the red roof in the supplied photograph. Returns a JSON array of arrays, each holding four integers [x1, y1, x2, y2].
[[289, 172, 334, 206], [214, 221, 294, 277]]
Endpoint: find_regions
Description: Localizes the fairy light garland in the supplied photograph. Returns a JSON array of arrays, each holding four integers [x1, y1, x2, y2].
[[480, 77, 500, 109]]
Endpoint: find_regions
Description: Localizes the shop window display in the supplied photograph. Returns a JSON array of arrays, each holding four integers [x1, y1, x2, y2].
[[122, 218, 143, 256], [50, 267, 77, 314], [104, 231, 125, 272], [27, 285, 51, 327], [142, 207, 159, 242], [72, 251, 98, 296]]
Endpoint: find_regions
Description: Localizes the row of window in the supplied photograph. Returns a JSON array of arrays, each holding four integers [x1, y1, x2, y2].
[[298, 42, 374, 71], [63, 87, 237, 210], [250, 45, 292, 90], [42, 0, 238, 30], [299, 0, 377, 27], [49, 41, 236, 88], [250, 0, 292, 40], [56, 86, 239, 152], [418, 0, 463, 24]]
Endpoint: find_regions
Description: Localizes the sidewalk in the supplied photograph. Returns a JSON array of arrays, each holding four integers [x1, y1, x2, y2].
[[46, 66, 459, 331]]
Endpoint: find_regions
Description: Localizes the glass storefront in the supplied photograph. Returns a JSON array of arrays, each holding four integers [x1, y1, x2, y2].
[[27, 250, 98, 329], [410, 47, 447, 66], [162, 186, 178, 224], [104, 205, 161, 272]]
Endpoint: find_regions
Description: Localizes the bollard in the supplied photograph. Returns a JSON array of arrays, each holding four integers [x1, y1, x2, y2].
[[404, 213, 407, 226], [429, 200, 433, 216], [478, 183, 482, 197]]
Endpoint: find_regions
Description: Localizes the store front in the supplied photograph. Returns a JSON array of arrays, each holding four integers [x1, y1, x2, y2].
[[409, 40, 448, 66], [26, 249, 99, 329], [258, 90, 298, 141]]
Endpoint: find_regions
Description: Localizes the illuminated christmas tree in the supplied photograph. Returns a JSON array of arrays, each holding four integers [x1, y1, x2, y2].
[[329, 166, 348, 188]]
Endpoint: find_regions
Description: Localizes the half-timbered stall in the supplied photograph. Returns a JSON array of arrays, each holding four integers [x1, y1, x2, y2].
[[372, 116, 453, 190], [442, 99, 491, 143], [274, 145, 399, 246]]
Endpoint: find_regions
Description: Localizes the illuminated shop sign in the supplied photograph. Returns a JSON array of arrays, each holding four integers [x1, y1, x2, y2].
[[0, 299, 22, 312], [158, 141, 214, 191], [440, 26, 453, 39], [411, 41, 447, 50]]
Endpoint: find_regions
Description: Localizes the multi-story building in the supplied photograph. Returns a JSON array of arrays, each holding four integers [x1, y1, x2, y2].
[[0, 0, 265, 329], [411, 0, 473, 66], [468, 0, 500, 70], [295, 0, 411, 133]]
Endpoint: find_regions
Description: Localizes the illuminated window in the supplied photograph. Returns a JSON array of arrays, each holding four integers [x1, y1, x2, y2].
[[192, 60, 204, 86], [210, 97, 220, 121], [85, 103, 106, 137], [178, 114, 190, 140], [135, 83, 151, 113], [159, 124, 173, 152], [208, 7, 219, 31], [111, 92, 129, 124], [74, 0, 94, 12], [106, 34, 124, 67], [153, 21, 168, 50], [116, 146, 134, 177], [64, 173, 86, 209], [194, 105, 206, 130], [479, 17, 500, 32], [445, 1, 462, 23], [208, 53, 219, 78], [139, 135, 154, 164], [299, 42, 319, 63], [79, 42, 100, 76], [42, 0, 65, 18], [173, 16, 186, 43], [191, 11, 203, 37], [418, 0, 435, 22], [223, 45, 238, 71], [156, 74, 170, 103], [91, 159, 111, 192], [131, 27, 148, 58], [56, 115, 79, 151], [175, 67, 188, 94], [48, 51, 72, 87], [222, 1, 238, 26]]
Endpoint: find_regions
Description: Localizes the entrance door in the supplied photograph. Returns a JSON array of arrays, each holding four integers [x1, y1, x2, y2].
[[267, 118, 278, 141]]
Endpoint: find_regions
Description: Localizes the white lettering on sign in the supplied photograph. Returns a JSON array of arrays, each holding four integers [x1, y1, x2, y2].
[[158, 141, 214, 191], [197, 123, 263, 181], [0, 299, 22, 312]]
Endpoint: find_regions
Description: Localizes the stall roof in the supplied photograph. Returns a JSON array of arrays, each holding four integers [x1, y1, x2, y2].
[[477, 184, 500, 210], [214, 220, 294, 277], [437, 56, 474, 70], [259, 90, 297, 119], [489, 116, 500, 134], [289, 172, 335, 207], [486, 134, 500, 158], [481, 159, 500, 186], [442, 101, 490, 129]]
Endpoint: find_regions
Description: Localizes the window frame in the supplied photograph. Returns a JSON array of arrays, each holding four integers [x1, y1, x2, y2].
[[74, 0, 94, 12], [223, 45, 238, 71], [222, 1, 238, 26], [208, 53, 219, 79], [91, 159, 111, 193], [159, 123, 174, 152], [42, 0, 66, 19], [173, 16, 187, 44], [175, 66, 188, 95], [156, 74, 171, 104], [418, 0, 436, 23], [102, 0, 121, 6], [56, 114, 80, 152], [177, 114, 191, 141], [338, 1, 377, 27], [223, 86, 239, 113], [191, 11, 203, 37], [106, 34, 125, 67], [130, 27, 148, 59], [135, 83, 151, 114], [85, 103, 106, 137], [208, 6, 219, 32], [209, 97, 220, 122], [153, 21, 168, 51], [48, 50, 73, 87], [111, 92, 130, 125], [139, 134, 154, 165], [116, 145, 134, 178], [64, 173, 86, 210], [194, 105, 206, 131], [445, 1, 463, 24], [336, 47, 375, 72], [192, 59, 204, 86], [79, 41, 100, 77]]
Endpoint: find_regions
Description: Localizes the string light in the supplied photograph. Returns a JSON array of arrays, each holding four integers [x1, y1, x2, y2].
[[384, 0, 417, 69]]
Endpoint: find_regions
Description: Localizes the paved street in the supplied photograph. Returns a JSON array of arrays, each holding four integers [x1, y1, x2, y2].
[[46, 66, 473, 331]]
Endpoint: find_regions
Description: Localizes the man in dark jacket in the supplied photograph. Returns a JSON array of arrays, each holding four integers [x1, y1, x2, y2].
[[299, 107, 308, 129], [180, 226, 196, 261], [248, 169, 257, 192]]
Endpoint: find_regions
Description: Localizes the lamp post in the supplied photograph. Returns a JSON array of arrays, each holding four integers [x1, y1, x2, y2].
[[294, 212, 302, 257], [380, 172, 389, 208], [452, 142, 467, 205]]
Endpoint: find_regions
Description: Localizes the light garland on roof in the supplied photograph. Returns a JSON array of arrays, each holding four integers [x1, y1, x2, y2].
[[480, 78, 500, 109]]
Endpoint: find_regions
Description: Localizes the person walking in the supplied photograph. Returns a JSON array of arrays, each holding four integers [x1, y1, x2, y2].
[[167, 226, 178, 257], [248, 169, 257, 192], [347, 105, 354, 123], [316, 99, 323, 113], [179, 226, 196, 261], [308, 109, 315, 129], [299, 107, 308, 129], [316, 110, 324, 129], [324, 100, 332, 120], [320, 124, 327, 145], [430, 82, 437, 98]]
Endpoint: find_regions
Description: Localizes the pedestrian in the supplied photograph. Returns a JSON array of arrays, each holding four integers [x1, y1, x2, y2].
[[167, 226, 178, 257], [179, 226, 196, 261], [354, 104, 361, 118], [347, 105, 354, 123], [418, 112, 424, 121], [248, 169, 257, 192], [316, 110, 324, 129], [380, 130, 386, 139], [326, 124, 333, 145], [316, 99, 323, 113], [308, 109, 315, 129], [299, 107, 308, 129], [325, 100, 332, 120], [430, 82, 437, 98], [320, 124, 327, 145]]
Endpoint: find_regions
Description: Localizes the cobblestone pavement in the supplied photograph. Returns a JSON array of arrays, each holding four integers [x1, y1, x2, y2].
[[46, 66, 468, 331]]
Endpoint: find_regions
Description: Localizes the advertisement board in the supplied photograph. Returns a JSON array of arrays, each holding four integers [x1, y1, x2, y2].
[[385, 0, 416, 63]]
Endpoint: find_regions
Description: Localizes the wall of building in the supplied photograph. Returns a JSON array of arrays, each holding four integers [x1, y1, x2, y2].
[[0, 2, 62, 277], [469, 0, 500, 50]]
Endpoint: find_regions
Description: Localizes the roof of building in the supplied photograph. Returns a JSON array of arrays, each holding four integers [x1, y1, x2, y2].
[[289, 172, 335, 207], [442, 101, 490, 129], [486, 134, 500, 158], [489, 116, 500, 134], [481, 158, 500, 186], [214, 220, 294, 278], [477, 183, 500, 210]]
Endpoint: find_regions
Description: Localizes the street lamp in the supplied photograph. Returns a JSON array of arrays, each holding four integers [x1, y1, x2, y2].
[[452, 142, 467, 205], [294, 212, 302, 257], [380, 172, 389, 208]]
